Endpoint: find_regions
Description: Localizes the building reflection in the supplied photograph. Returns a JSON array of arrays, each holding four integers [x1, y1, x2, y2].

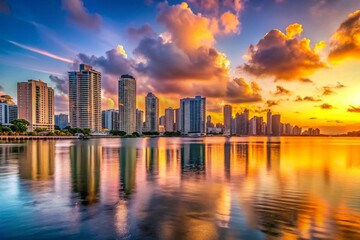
[[145, 138, 159, 177], [70, 141, 102, 205], [18, 140, 55, 180], [119, 145, 136, 197], [181, 143, 205, 175], [266, 141, 280, 172], [0, 141, 25, 162], [224, 141, 231, 179]]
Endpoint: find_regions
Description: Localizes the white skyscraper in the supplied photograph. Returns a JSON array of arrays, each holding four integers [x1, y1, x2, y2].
[[69, 64, 101, 131], [180, 96, 206, 135], [118, 74, 136, 134]]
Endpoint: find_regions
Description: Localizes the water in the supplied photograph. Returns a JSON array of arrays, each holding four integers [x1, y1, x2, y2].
[[0, 137, 360, 240]]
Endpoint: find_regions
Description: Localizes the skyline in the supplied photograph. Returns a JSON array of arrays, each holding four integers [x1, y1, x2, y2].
[[1, 0, 360, 134]]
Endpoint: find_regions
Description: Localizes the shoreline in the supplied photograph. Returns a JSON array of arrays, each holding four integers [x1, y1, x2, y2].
[[0, 135, 358, 140]]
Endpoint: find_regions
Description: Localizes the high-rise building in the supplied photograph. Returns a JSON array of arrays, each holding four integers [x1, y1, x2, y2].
[[101, 110, 119, 131], [159, 115, 165, 126], [284, 123, 293, 135], [248, 116, 263, 135], [69, 64, 101, 131], [17, 80, 54, 131], [223, 105, 232, 135], [165, 107, 175, 132], [272, 114, 281, 136], [136, 109, 143, 134], [55, 114, 69, 129], [175, 108, 180, 132], [266, 110, 272, 136], [145, 92, 159, 132], [234, 109, 249, 135], [292, 126, 302, 135], [206, 115, 214, 129], [180, 96, 206, 135], [0, 95, 17, 125], [118, 74, 136, 134]]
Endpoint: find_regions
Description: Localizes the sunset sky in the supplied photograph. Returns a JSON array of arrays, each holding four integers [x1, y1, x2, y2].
[[0, 0, 360, 134]]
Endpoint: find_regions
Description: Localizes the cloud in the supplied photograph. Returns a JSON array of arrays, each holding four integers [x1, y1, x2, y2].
[[72, 2, 260, 109], [134, 37, 229, 83], [266, 100, 279, 107], [299, 78, 314, 83], [62, 0, 101, 30], [239, 23, 326, 80], [0, 0, 10, 14], [329, 10, 360, 63], [226, 78, 262, 103], [347, 105, 360, 113], [274, 85, 292, 96], [157, 2, 218, 51], [0, 85, 4, 91], [220, 11, 240, 34], [128, 24, 156, 39], [322, 82, 345, 95], [310, 0, 341, 16], [309, 117, 317, 120], [187, 0, 244, 16], [327, 120, 344, 123], [8, 40, 74, 63], [319, 103, 334, 109], [54, 94, 68, 113], [49, 75, 68, 94], [73, 46, 134, 96], [295, 96, 322, 102], [322, 86, 335, 96]]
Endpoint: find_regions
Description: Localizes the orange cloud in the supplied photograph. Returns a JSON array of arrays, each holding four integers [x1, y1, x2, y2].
[[158, 2, 218, 51], [318, 103, 334, 109], [347, 105, 360, 113], [286, 23, 303, 38], [220, 11, 240, 34], [226, 78, 262, 103], [240, 23, 326, 80], [329, 10, 360, 64], [274, 85, 292, 96]]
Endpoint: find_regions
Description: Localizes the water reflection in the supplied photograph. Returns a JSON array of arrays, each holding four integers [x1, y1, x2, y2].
[[119, 141, 136, 197], [70, 141, 102, 204], [0, 137, 360, 239], [18, 140, 55, 180]]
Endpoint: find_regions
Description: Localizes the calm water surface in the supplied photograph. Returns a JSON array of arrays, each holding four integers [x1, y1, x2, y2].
[[1, 137, 360, 240]]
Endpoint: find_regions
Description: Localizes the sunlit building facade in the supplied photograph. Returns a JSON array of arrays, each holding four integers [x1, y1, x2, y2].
[[69, 64, 101, 131], [118, 74, 136, 134], [17, 80, 54, 131]]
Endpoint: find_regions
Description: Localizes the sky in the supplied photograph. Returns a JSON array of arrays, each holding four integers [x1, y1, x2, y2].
[[0, 0, 360, 134]]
